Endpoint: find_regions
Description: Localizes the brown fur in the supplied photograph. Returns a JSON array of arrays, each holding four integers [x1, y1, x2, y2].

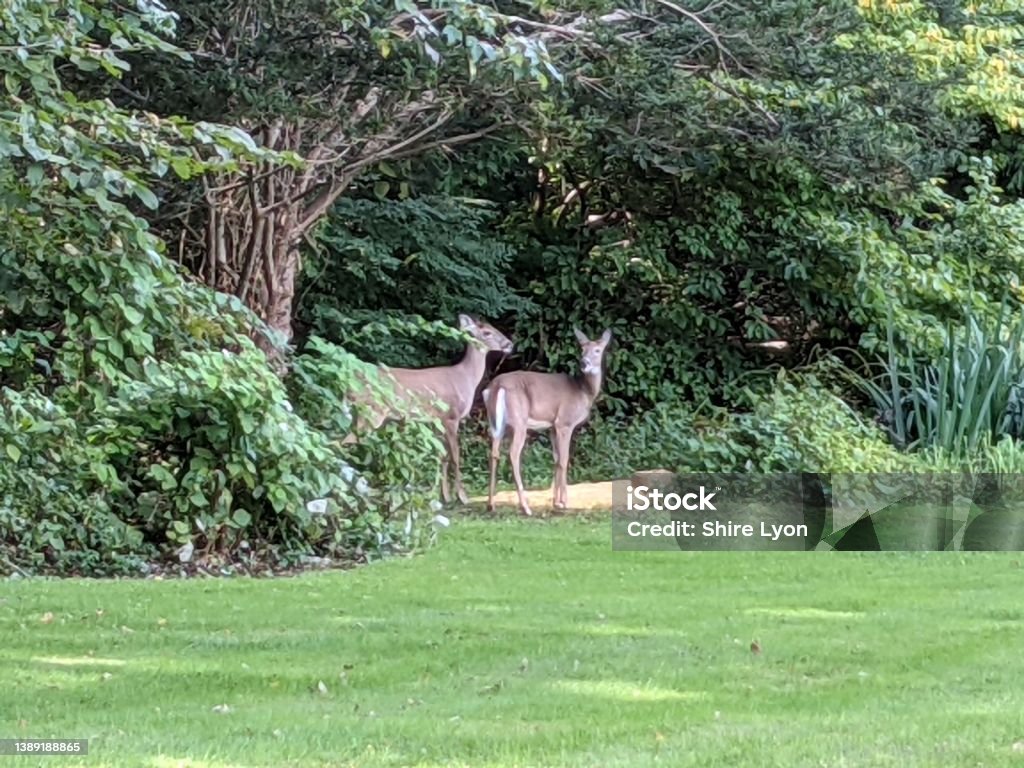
[[484, 328, 611, 515]]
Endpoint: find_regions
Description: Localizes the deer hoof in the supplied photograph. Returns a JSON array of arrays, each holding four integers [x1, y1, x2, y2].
[[522, 506, 533, 517], [457, 488, 469, 505]]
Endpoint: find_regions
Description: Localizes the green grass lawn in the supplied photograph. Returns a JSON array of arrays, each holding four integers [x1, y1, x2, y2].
[[3, 513, 1024, 767]]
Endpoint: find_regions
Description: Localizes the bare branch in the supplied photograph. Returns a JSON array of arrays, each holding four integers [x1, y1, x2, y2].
[[294, 108, 457, 237], [382, 121, 507, 162], [649, 0, 749, 75], [235, 170, 264, 303]]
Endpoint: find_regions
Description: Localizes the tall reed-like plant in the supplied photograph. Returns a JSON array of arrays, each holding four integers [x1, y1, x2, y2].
[[848, 301, 1024, 457]]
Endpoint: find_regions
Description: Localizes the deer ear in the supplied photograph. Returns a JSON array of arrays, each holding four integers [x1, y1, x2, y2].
[[599, 328, 612, 345], [458, 314, 474, 330], [573, 327, 589, 345]]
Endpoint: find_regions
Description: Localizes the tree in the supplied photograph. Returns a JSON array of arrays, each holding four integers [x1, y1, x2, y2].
[[338, 0, 1024, 408], [104, 0, 569, 345]]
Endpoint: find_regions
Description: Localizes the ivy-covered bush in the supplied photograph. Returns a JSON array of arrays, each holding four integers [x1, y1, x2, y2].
[[0, 0, 442, 575], [289, 337, 446, 554], [0, 389, 140, 574]]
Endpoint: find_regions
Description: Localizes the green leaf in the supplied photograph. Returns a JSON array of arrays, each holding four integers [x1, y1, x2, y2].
[[26, 164, 44, 186], [122, 306, 145, 325], [135, 186, 159, 210], [150, 464, 178, 491], [107, 337, 124, 360], [5, 444, 22, 462], [232, 509, 252, 528], [170, 156, 194, 180]]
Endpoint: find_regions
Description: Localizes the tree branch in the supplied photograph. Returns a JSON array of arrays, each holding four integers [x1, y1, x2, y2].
[[649, 0, 749, 75], [293, 108, 459, 237]]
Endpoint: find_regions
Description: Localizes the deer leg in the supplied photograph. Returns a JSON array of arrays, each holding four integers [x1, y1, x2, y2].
[[553, 426, 572, 510], [508, 427, 533, 517], [548, 436, 558, 502], [439, 453, 451, 505], [451, 422, 469, 506], [487, 434, 501, 513], [441, 416, 469, 505]]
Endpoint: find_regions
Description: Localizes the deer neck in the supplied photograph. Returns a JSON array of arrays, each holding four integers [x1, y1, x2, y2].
[[576, 369, 603, 402], [455, 341, 488, 393]]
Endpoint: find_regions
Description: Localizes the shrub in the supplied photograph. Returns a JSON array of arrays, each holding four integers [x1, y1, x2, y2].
[[0, 389, 146, 575], [289, 336, 446, 555], [0, 335, 446, 575], [846, 302, 1024, 456], [460, 369, 929, 496], [300, 197, 530, 367], [97, 343, 365, 559], [740, 371, 935, 474]]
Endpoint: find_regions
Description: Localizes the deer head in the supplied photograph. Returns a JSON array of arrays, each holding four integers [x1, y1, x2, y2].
[[573, 327, 612, 375], [460, 314, 514, 354]]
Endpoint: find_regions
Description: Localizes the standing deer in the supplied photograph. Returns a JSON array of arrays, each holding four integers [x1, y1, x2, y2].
[[345, 315, 513, 505], [484, 327, 612, 516]]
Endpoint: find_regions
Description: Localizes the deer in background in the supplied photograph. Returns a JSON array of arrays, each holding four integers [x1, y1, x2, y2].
[[345, 315, 513, 505], [484, 328, 612, 516]]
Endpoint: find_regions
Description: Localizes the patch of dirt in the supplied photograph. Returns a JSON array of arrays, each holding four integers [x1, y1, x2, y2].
[[469, 480, 619, 513]]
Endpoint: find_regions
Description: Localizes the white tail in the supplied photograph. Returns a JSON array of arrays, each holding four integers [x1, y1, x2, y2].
[[345, 314, 513, 505], [489, 387, 507, 440], [485, 327, 612, 516]]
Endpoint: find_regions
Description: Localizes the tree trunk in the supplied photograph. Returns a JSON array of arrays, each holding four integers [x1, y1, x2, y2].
[[184, 102, 496, 353], [199, 122, 312, 348]]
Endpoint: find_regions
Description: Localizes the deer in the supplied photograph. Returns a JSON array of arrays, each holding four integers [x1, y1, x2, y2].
[[483, 327, 612, 516], [344, 314, 513, 505]]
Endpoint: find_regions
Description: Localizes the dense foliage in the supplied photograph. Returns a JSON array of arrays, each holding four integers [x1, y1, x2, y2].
[[301, 0, 1024, 411], [300, 197, 529, 365], [5, 0, 1024, 574], [0, 0, 443, 575]]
